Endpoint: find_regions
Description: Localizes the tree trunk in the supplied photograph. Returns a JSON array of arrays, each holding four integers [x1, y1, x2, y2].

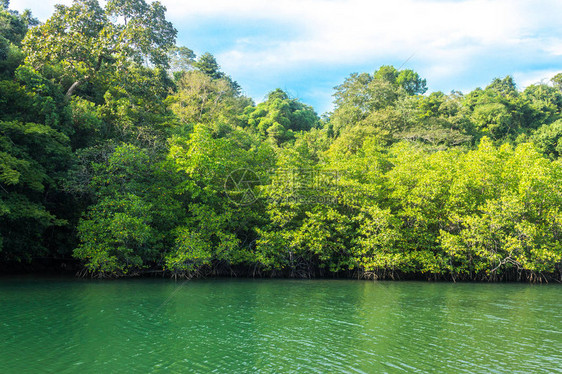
[[65, 80, 83, 98], [65, 57, 101, 98]]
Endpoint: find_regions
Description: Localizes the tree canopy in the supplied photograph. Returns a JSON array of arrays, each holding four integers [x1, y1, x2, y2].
[[1, 0, 562, 282], [22, 0, 176, 97]]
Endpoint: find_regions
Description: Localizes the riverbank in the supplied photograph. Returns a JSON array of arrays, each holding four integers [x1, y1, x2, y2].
[[2, 258, 560, 283]]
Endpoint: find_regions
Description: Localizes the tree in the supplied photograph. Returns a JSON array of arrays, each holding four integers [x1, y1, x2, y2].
[[486, 76, 518, 97], [165, 123, 274, 276], [396, 69, 428, 95], [74, 143, 185, 276], [531, 119, 562, 159], [0, 6, 29, 45], [244, 89, 319, 144], [168, 45, 195, 81], [191, 52, 241, 93], [440, 140, 562, 280], [471, 102, 513, 140], [168, 70, 251, 128], [330, 66, 428, 138], [551, 73, 562, 91], [0, 120, 72, 262], [373, 65, 427, 95], [23, 0, 177, 98], [462, 77, 531, 141], [0, 4, 37, 77], [522, 83, 562, 128], [193, 52, 223, 80]]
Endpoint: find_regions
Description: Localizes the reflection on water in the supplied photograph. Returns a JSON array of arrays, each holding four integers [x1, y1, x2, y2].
[[0, 277, 560, 373]]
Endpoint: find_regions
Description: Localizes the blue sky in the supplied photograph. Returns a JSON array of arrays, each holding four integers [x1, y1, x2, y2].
[[10, 0, 562, 114]]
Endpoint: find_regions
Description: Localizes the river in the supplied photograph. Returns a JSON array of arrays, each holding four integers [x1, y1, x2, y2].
[[0, 277, 560, 373]]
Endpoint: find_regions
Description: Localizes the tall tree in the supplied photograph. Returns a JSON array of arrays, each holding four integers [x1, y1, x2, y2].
[[194, 52, 223, 80], [244, 89, 319, 144], [551, 73, 562, 91], [23, 0, 176, 98]]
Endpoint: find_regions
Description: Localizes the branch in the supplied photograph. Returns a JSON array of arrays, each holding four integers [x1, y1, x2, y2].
[[65, 80, 83, 98], [65, 75, 90, 99]]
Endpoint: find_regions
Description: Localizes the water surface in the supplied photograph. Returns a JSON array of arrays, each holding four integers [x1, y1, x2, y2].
[[1, 277, 561, 373]]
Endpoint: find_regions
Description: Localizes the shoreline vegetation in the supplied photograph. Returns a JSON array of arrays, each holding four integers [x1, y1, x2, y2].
[[1, 0, 562, 283]]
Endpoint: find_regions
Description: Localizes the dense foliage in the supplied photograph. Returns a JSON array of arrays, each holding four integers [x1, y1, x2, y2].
[[1, 0, 561, 281]]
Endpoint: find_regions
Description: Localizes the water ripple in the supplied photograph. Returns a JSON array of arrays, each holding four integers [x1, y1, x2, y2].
[[0, 277, 560, 373]]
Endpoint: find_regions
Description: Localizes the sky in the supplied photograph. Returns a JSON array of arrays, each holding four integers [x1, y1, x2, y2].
[[9, 0, 562, 114]]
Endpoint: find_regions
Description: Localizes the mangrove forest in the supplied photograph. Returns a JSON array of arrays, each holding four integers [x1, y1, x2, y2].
[[1, 0, 562, 282]]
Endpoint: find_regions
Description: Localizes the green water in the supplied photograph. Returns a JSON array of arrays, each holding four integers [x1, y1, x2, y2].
[[0, 277, 560, 373]]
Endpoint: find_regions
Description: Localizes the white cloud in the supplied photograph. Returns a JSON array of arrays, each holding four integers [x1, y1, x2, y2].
[[10, 0, 562, 75], [155, 0, 562, 93], [514, 69, 561, 89], [10, 0, 72, 19], [543, 39, 562, 56]]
